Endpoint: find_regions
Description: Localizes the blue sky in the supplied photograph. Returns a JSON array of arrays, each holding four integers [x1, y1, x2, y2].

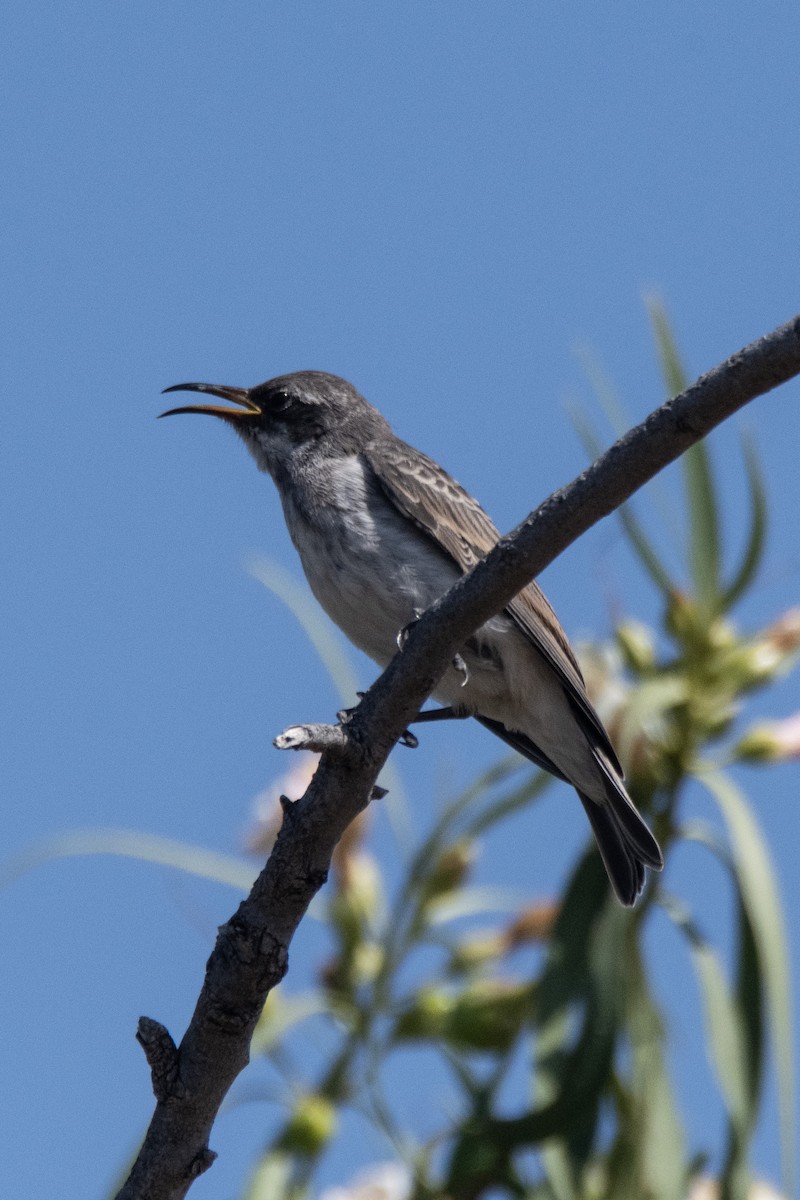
[[3, 4, 800, 1196]]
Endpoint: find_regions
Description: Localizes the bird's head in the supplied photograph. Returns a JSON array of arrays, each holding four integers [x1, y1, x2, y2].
[[160, 370, 391, 475]]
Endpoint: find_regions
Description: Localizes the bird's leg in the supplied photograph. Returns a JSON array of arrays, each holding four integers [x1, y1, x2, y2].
[[337, 692, 419, 748], [399, 705, 472, 748], [398, 611, 470, 686], [336, 688, 468, 750], [335, 617, 471, 751], [410, 705, 470, 725], [396, 705, 471, 748]]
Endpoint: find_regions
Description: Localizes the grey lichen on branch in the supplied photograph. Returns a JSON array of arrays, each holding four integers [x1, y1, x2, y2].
[[273, 722, 350, 753], [116, 313, 800, 1200]]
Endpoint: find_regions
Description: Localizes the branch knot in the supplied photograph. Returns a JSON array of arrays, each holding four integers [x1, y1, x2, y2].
[[136, 1017, 183, 1102]]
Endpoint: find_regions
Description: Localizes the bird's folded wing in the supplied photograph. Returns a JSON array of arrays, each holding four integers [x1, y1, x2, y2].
[[364, 438, 622, 773]]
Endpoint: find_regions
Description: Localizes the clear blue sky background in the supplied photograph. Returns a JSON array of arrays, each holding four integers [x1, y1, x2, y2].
[[3, 4, 800, 1197]]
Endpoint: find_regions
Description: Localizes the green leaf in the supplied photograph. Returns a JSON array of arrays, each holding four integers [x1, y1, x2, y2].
[[443, 863, 628, 1194], [248, 555, 362, 705], [615, 673, 689, 767], [466, 769, 552, 838], [733, 893, 764, 1116], [699, 769, 796, 1197], [722, 897, 765, 1198], [679, 821, 767, 1195], [572, 345, 630, 439], [367, 760, 537, 1052], [0, 828, 258, 893], [570, 397, 676, 597], [646, 297, 722, 612], [534, 853, 629, 1187], [248, 554, 411, 847], [537, 1141, 577, 1200], [661, 893, 751, 1199], [242, 1151, 296, 1200], [720, 434, 768, 612], [679, 819, 730, 862], [568, 396, 605, 461], [636, 1042, 688, 1200], [403, 759, 528, 906], [616, 502, 678, 597], [646, 295, 689, 397], [682, 441, 722, 612], [251, 990, 331, 1055], [609, 945, 686, 1200], [445, 855, 623, 1197], [425, 885, 521, 926]]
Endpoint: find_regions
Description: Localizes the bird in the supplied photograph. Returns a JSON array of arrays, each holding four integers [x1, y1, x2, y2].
[[160, 371, 663, 904]]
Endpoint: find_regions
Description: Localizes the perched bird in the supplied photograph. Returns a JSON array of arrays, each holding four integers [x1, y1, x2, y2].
[[161, 371, 663, 904]]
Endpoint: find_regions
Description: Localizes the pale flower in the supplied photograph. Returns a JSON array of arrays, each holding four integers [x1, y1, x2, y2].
[[736, 711, 800, 762], [761, 607, 800, 653], [244, 752, 320, 854], [687, 1177, 786, 1199], [759, 711, 800, 758], [745, 608, 800, 681], [319, 1162, 411, 1200]]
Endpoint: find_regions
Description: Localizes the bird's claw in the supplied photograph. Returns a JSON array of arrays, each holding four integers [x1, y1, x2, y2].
[[336, 692, 366, 725], [397, 608, 424, 651], [453, 653, 469, 687], [336, 691, 419, 746]]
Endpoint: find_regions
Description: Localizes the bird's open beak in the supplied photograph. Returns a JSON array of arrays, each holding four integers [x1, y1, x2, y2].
[[159, 383, 260, 422]]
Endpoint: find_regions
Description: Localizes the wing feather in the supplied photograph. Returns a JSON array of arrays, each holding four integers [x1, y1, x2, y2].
[[363, 438, 622, 771]]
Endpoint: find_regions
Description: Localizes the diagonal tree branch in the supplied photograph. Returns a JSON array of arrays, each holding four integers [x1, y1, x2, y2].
[[116, 314, 800, 1200]]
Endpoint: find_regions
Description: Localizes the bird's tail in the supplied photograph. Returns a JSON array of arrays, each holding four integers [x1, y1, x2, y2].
[[474, 715, 662, 906], [579, 748, 663, 906]]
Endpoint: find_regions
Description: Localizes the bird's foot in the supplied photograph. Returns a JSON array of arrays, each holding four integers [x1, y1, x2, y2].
[[338, 691, 419, 748], [452, 653, 469, 687], [397, 611, 469, 687], [396, 608, 424, 651], [399, 705, 471, 748], [336, 692, 366, 725]]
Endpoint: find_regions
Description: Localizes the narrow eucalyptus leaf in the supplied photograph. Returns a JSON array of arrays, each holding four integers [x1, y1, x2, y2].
[[622, 945, 687, 1200], [720, 436, 768, 612], [646, 296, 690, 396], [645, 298, 722, 610], [661, 896, 751, 1136], [682, 441, 722, 611], [699, 770, 796, 1196], [617, 503, 677, 596]]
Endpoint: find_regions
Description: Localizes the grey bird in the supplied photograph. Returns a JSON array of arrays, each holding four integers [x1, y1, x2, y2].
[[161, 371, 663, 904]]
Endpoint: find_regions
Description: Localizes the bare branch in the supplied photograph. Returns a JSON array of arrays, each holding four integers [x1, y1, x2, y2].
[[116, 314, 800, 1200]]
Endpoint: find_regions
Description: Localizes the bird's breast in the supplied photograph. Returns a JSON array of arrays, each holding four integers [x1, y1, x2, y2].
[[278, 454, 460, 665]]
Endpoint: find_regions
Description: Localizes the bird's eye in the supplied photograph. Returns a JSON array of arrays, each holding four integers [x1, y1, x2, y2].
[[271, 392, 296, 416]]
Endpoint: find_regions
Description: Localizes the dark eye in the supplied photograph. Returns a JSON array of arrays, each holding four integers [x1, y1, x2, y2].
[[271, 391, 306, 420], [271, 391, 295, 415]]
